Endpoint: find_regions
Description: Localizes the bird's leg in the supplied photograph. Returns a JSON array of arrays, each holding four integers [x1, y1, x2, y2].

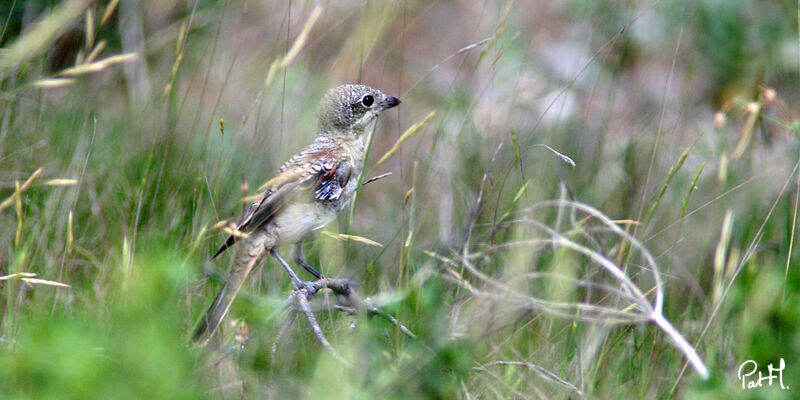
[[270, 249, 304, 287], [270, 249, 320, 295], [294, 241, 323, 279]]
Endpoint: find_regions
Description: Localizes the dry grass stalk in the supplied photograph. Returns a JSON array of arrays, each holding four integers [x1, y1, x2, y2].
[[321, 231, 384, 248], [375, 111, 436, 167], [0, 272, 69, 288], [449, 199, 709, 378], [263, 7, 322, 89]]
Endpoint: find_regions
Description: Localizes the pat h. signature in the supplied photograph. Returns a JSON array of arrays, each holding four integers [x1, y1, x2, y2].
[[738, 358, 788, 390]]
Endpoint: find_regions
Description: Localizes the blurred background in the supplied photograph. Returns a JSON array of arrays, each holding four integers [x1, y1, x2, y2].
[[1, 0, 799, 398]]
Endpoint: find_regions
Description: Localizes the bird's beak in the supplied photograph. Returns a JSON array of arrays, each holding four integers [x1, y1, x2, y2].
[[380, 96, 401, 110]]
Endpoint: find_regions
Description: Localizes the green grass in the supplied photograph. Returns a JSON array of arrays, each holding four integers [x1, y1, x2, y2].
[[1, 0, 800, 398]]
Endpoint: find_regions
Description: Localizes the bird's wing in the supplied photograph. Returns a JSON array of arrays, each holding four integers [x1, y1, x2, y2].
[[211, 144, 352, 259]]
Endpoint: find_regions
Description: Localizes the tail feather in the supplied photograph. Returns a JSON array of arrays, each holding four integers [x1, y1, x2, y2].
[[211, 235, 236, 259], [193, 280, 238, 342], [193, 240, 265, 343]]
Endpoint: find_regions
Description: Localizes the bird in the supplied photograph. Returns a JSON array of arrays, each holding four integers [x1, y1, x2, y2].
[[193, 84, 401, 343]]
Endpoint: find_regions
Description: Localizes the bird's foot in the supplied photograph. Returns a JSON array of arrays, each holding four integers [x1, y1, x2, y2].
[[293, 279, 322, 298]]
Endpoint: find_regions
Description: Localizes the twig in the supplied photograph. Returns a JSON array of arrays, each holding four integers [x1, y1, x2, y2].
[[271, 311, 297, 361], [362, 172, 392, 186], [280, 277, 423, 360], [362, 298, 421, 343], [294, 287, 351, 366]]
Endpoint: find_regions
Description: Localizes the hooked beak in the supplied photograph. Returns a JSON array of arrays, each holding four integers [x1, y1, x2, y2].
[[380, 96, 401, 110]]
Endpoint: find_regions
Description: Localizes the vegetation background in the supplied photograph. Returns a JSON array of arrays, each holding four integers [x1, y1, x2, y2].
[[0, 0, 799, 398]]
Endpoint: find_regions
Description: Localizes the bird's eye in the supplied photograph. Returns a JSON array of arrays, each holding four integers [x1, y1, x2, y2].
[[361, 95, 374, 107]]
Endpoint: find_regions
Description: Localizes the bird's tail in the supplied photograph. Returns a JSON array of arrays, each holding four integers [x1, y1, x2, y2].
[[193, 244, 264, 343]]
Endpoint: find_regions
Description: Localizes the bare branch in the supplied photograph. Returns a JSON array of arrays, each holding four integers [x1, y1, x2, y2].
[[275, 278, 423, 358], [271, 311, 297, 361], [294, 287, 351, 367]]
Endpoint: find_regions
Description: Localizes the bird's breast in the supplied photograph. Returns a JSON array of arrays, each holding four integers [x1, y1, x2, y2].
[[270, 200, 341, 246]]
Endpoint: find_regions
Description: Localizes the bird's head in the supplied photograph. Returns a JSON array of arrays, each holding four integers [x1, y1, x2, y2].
[[318, 84, 400, 135]]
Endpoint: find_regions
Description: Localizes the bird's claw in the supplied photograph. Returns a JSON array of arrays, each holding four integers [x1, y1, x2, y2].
[[294, 280, 321, 298]]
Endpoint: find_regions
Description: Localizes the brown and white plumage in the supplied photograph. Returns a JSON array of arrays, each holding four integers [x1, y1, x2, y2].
[[193, 84, 400, 343], [210, 138, 355, 259]]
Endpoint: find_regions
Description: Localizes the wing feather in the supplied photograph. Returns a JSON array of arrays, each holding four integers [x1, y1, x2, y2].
[[211, 142, 352, 259]]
